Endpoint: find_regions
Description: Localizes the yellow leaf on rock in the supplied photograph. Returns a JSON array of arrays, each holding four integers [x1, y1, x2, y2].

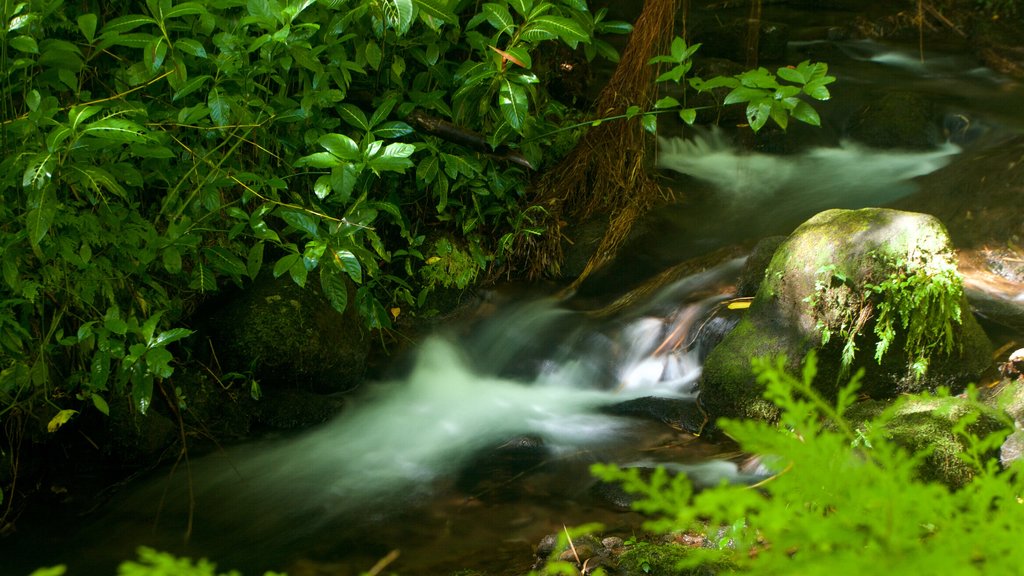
[[727, 299, 752, 310], [47, 409, 78, 433]]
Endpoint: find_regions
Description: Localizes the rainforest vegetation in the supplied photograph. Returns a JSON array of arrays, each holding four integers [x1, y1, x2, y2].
[[3, 0, 1024, 573]]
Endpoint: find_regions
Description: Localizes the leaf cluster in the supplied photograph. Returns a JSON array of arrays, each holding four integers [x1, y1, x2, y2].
[[592, 352, 1024, 575]]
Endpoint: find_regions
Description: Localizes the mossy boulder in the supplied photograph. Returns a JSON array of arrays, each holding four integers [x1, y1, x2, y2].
[[701, 208, 991, 422], [845, 395, 1007, 489], [205, 274, 369, 393]]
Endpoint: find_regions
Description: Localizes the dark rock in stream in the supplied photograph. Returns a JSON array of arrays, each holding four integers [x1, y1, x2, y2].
[[848, 91, 942, 150], [455, 435, 550, 500], [601, 397, 708, 435]]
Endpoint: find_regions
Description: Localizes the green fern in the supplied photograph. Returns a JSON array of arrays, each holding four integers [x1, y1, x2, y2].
[[592, 352, 1023, 574]]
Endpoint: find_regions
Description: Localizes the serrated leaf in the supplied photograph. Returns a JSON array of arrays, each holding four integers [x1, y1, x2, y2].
[[320, 266, 349, 313]]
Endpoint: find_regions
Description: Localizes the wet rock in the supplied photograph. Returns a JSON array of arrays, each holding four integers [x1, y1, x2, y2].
[[701, 208, 991, 422], [1000, 429, 1024, 467], [253, 389, 344, 430], [1000, 348, 1024, 381], [601, 396, 708, 434], [736, 235, 786, 297], [455, 435, 549, 500], [204, 273, 369, 394], [845, 395, 1006, 489], [848, 91, 941, 150]]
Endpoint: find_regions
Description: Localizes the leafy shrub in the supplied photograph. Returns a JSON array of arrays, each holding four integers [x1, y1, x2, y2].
[[592, 352, 1024, 574], [0, 0, 631, 421]]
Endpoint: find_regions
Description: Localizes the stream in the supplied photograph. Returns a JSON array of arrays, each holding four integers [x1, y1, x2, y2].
[[4, 4, 1024, 576]]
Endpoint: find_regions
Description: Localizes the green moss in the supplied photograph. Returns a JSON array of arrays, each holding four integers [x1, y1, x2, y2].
[[618, 541, 695, 576]]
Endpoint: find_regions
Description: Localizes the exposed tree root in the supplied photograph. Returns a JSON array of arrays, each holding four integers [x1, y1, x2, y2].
[[508, 0, 680, 290]]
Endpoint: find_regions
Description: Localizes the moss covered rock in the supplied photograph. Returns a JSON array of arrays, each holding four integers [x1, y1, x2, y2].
[[845, 395, 1006, 489], [700, 208, 991, 422], [206, 274, 369, 393]]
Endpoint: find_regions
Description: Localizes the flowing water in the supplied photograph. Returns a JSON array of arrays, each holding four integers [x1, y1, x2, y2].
[[5, 11, 1024, 576]]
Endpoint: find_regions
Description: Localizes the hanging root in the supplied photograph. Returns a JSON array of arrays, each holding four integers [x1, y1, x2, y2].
[[508, 0, 681, 288]]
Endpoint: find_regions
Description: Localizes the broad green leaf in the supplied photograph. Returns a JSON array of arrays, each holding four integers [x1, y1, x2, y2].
[[10, 35, 39, 54], [653, 96, 679, 109], [724, 86, 768, 106], [373, 121, 414, 138], [314, 175, 332, 200], [417, 154, 440, 183], [173, 74, 211, 101], [162, 245, 182, 273], [792, 100, 821, 126], [679, 107, 697, 125], [22, 153, 55, 189], [279, 209, 320, 236], [335, 249, 363, 283], [338, 103, 370, 131], [295, 151, 344, 168], [26, 187, 58, 249], [152, 328, 194, 348], [208, 88, 231, 126], [383, 0, 415, 35], [78, 13, 98, 43], [331, 164, 359, 203], [482, 3, 515, 35], [174, 38, 207, 58], [369, 142, 415, 173], [747, 99, 772, 132], [91, 393, 110, 416], [414, 0, 457, 23], [204, 246, 247, 277], [289, 256, 308, 287], [641, 114, 657, 134], [777, 65, 805, 84], [528, 16, 589, 46], [508, 0, 532, 17], [246, 242, 264, 279], [164, 2, 207, 19], [319, 133, 361, 160], [365, 40, 382, 70], [803, 78, 834, 101], [141, 312, 163, 343], [320, 266, 349, 313], [769, 101, 789, 131], [189, 262, 217, 292], [68, 105, 103, 129], [83, 118, 150, 142], [101, 14, 158, 35], [91, 350, 111, 390], [273, 253, 300, 278], [132, 371, 154, 414], [72, 166, 128, 199], [498, 79, 528, 130], [47, 409, 78, 433]]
